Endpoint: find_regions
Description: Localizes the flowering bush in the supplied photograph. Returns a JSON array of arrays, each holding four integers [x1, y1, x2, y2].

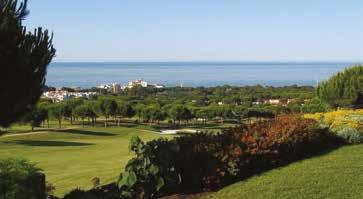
[[117, 115, 342, 198], [336, 127, 363, 144], [305, 109, 363, 143]]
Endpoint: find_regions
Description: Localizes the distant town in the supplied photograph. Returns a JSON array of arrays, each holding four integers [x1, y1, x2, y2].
[[41, 79, 299, 107], [42, 79, 165, 102]]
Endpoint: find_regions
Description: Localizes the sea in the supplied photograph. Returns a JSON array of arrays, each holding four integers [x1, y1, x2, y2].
[[46, 62, 357, 88]]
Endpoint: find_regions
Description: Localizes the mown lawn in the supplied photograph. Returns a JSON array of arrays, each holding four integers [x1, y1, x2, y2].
[[205, 144, 363, 199], [0, 126, 168, 197]]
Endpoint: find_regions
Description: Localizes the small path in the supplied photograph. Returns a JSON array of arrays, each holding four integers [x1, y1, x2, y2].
[[1, 127, 78, 138], [139, 129, 162, 134]]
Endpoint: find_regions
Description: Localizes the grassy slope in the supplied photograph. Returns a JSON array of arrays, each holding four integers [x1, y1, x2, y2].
[[206, 144, 363, 199], [0, 126, 168, 196]]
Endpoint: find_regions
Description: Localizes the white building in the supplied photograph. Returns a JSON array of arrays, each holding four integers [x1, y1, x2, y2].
[[125, 79, 148, 89], [152, 84, 165, 89], [98, 83, 111, 90], [269, 99, 281, 105], [111, 83, 121, 94]]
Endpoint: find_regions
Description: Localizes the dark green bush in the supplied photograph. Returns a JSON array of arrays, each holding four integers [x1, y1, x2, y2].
[[63, 184, 120, 199], [0, 158, 45, 199], [118, 136, 179, 198], [63, 188, 97, 199]]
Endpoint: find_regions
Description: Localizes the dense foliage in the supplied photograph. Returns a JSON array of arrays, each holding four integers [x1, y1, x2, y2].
[[21, 84, 319, 131], [0, 158, 45, 199], [317, 66, 363, 108], [0, 0, 56, 127], [117, 115, 342, 198]]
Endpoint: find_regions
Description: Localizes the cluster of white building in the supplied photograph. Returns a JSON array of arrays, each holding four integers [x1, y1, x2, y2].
[[252, 99, 293, 105], [123, 79, 149, 89], [42, 90, 98, 102], [98, 79, 165, 94], [42, 79, 164, 102]]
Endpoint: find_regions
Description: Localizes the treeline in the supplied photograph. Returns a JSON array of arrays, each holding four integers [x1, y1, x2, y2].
[[120, 84, 315, 106], [22, 85, 329, 130]]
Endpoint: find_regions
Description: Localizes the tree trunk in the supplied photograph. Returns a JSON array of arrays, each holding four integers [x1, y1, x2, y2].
[[82, 119, 84, 128], [59, 119, 62, 129], [105, 117, 108, 128], [47, 119, 50, 128], [31, 126, 34, 132], [70, 116, 73, 125]]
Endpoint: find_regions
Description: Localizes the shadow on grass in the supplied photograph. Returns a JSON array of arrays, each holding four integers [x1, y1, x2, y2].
[[58, 129, 116, 137], [5, 140, 94, 147]]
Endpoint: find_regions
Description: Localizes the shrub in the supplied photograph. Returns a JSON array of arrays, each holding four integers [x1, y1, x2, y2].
[[305, 109, 363, 143], [301, 98, 330, 113], [336, 127, 363, 144], [305, 109, 362, 129], [241, 116, 340, 165], [118, 136, 179, 198], [0, 158, 45, 199], [63, 184, 120, 199], [63, 188, 97, 199], [118, 115, 342, 198]]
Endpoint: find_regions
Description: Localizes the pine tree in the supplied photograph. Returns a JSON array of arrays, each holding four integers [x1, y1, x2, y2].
[[317, 66, 363, 108], [0, 0, 56, 127]]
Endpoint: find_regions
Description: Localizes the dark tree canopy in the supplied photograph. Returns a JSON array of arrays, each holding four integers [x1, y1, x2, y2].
[[0, 0, 55, 127], [316, 66, 363, 108]]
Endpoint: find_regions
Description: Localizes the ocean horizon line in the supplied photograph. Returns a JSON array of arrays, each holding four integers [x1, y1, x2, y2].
[[51, 60, 363, 65], [46, 62, 353, 88]]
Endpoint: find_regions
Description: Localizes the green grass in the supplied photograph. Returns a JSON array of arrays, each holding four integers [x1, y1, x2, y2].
[[0, 126, 169, 197], [205, 144, 363, 199], [2, 122, 362, 198]]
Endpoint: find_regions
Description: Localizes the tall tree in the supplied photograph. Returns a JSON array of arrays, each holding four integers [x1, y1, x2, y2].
[[95, 98, 117, 127], [116, 101, 135, 126], [38, 100, 52, 128], [168, 105, 192, 125], [317, 66, 363, 108], [73, 105, 88, 127], [49, 103, 65, 129], [0, 0, 56, 127], [22, 104, 47, 131], [64, 98, 84, 124]]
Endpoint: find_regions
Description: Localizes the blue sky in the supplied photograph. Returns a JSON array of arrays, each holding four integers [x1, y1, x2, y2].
[[25, 0, 363, 62]]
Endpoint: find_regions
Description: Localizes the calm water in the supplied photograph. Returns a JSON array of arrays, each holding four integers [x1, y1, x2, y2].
[[46, 62, 355, 88]]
